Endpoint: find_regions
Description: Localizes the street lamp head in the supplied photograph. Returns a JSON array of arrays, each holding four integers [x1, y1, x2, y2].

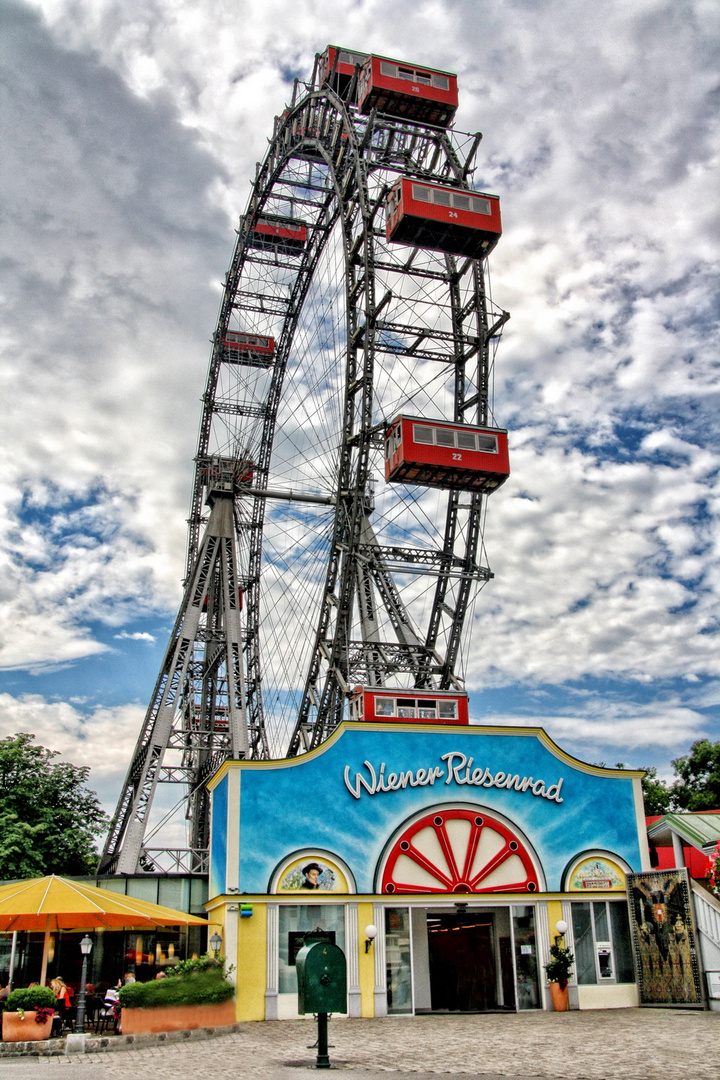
[[80, 935, 93, 955], [555, 920, 568, 937], [210, 932, 223, 956]]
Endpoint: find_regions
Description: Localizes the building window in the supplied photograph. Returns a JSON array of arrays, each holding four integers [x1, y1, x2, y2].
[[278, 905, 345, 994], [571, 901, 634, 984]]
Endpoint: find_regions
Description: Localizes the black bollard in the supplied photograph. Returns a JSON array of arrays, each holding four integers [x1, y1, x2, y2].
[[316, 1011, 330, 1069]]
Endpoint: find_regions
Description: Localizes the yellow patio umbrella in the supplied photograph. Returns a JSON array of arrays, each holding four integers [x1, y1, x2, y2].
[[0, 875, 208, 985]]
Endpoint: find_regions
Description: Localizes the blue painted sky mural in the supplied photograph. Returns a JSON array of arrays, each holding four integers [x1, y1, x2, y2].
[[214, 726, 644, 894], [0, 0, 718, 845]]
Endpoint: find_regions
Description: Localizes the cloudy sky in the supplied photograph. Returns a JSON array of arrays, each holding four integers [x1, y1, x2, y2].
[[1, 0, 718, 826]]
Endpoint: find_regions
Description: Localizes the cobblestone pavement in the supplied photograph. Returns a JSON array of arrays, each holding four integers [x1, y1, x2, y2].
[[0, 1010, 718, 1080]]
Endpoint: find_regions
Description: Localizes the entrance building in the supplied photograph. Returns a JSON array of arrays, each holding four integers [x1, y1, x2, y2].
[[205, 721, 648, 1018]]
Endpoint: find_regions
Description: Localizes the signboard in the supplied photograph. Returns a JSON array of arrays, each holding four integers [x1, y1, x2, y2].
[[626, 869, 703, 1006], [567, 855, 626, 892]]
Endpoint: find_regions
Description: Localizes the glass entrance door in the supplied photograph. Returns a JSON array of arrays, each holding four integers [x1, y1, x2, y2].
[[511, 904, 541, 1009], [426, 911, 498, 1010]]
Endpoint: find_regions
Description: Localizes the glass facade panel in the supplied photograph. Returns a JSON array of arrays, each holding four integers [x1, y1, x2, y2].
[[609, 902, 635, 983], [572, 900, 636, 985], [278, 905, 345, 995], [385, 907, 412, 1014], [512, 905, 540, 1009], [126, 878, 158, 903], [573, 902, 597, 984], [158, 878, 187, 912], [593, 901, 610, 943]]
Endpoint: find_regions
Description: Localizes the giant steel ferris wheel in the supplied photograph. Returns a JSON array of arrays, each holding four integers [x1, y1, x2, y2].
[[100, 48, 510, 876]]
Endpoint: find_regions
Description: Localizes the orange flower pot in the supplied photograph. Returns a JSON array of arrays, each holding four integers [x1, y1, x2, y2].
[[2, 1011, 54, 1042], [120, 998, 236, 1035], [548, 982, 569, 1012]]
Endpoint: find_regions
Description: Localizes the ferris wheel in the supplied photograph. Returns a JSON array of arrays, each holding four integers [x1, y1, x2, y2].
[[100, 47, 510, 875]]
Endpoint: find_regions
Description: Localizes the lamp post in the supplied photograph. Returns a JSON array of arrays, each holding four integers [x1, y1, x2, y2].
[[364, 924, 377, 953], [210, 931, 222, 959], [555, 919, 569, 947], [75, 935, 93, 1035]]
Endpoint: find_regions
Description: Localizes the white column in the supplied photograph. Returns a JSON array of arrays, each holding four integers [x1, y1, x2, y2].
[[561, 899, 579, 1010], [536, 901, 552, 1011], [226, 769, 241, 892], [373, 902, 387, 1017], [225, 903, 239, 989], [265, 903, 279, 1020], [346, 903, 361, 1017], [672, 830, 686, 869]]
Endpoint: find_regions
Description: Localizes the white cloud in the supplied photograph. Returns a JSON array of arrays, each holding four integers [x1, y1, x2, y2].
[[0, 0, 717, 814], [0, 693, 143, 811]]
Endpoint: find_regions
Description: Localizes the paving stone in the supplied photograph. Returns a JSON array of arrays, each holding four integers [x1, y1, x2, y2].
[[0, 1010, 717, 1080]]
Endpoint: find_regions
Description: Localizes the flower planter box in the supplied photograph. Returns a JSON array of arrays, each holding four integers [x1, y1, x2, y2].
[[2, 1011, 54, 1042], [549, 982, 569, 1012], [120, 998, 236, 1034]]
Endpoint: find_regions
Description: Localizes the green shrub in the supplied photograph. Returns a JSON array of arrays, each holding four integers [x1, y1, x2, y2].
[[5, 986, 56, 1012], [544, 943, 575, 989], [163, 955, 227, 978], [118, 969, 234, 1010]]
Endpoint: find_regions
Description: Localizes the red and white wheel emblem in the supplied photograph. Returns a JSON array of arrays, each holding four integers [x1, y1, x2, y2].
[[380, 808, 539, 894]]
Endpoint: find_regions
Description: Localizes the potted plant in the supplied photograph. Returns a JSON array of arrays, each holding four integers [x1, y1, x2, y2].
[[2, 986, 56, 1042], [544, 943, 575, 1012], [118, 956, 236, 1034]]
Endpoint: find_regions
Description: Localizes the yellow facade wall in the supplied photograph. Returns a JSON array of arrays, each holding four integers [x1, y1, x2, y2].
[[235, 905, 267, 1021], [546, 899, 564, 944], [357, 901, 376, 1017]]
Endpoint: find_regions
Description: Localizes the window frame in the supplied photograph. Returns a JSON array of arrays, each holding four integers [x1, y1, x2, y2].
[[410, 184, 492, 217], [570, 899, 634, 986], [411, 423, 499, 455]]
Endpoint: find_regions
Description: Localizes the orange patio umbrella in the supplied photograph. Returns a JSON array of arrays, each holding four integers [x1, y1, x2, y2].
[[0, 876, 208, 932], [0, 875, 208, 986]]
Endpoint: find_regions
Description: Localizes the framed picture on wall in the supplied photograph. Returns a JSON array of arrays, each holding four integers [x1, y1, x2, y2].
[[626, 868, 703, 1006]]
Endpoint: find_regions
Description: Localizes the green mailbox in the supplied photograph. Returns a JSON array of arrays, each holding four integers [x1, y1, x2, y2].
[[296, 940, 347, 1015]]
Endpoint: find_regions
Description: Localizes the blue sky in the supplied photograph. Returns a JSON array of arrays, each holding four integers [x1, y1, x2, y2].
[[0, 0, 718, 830]]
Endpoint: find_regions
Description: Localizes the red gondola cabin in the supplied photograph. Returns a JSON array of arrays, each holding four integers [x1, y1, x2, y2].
[[385, 415, 510, 494], [349, 687, 469, 725], [386, 178, 501, 260], [319, 46, 370, 98], [221, 330, 275, 367], [200, 456, 254, 490], [357, 55, 458, 127], [247, 215, 307, 256]]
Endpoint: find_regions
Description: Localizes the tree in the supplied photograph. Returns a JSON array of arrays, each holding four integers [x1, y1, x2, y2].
[[670, 740, 720, 811], [638, 766, 672, 816], [598, 762, 671, 816], [0, 733, 109, 880]]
